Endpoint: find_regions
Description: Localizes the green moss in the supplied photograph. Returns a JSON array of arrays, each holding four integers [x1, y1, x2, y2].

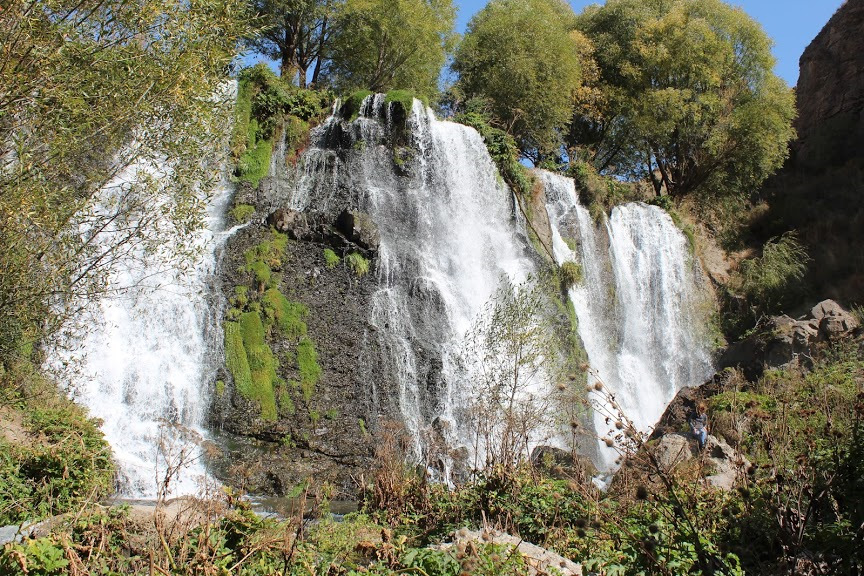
[[224, 321, 253, 404], [560, 261, 583, 288], [262, 289, 308, 340], [342, 89, 373, 120], [323, 248, 340, 268], [297, 336, 321, 402], [248, 260, 272, 288], [345, 252, 370, 277], [278, 386, 295, 416], [325, 408, 338, 420], [384, 90, 415, 125], [231, 204, 255, 223], [236, 138, 271, 188], [309, 409, 320, 424], [215, 380, 225, 396], [562, 236, 578, 252], [226, 307, 242, 321], [239, 311, 266, 347], [232, 285, 249, 308]]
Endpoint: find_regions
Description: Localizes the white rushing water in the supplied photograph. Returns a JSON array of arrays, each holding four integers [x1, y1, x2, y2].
[[292, 97, 540, 472], [49, 157, 238, 498], [539, 171, 713, 468]]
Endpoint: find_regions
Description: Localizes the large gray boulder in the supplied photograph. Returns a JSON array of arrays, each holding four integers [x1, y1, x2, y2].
[[437, 528, 582, 576]]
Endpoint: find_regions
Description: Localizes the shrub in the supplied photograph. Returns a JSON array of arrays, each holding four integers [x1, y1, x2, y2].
[[737, 232, 810, 313]]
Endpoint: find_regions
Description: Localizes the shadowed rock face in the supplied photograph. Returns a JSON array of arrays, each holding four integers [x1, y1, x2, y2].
[[794, 0, 864, 168]]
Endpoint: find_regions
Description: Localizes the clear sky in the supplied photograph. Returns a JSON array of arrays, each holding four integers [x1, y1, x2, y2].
[[454, 0, 846, 87]]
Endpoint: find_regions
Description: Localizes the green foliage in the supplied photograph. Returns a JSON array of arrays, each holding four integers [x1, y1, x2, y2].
[[223, 321, 253, 405], [328, 0, 456, 100], [737, 232, 810, 315], [245, 0, 334, 87], [230, 203, 256, 223], [215, 380, 226, 396], [455, 109, 532, 197], [574, 0, 796, 198], [345, 252, 371, 277], [297, 337, 322, 402], [0, 369, 114, 525], [262, 289, 309, 340], [225, 312, 278, 421], [560, 261, 584, 288], [341, 89, 374, 120], [236, 137, 272, 188], [384, 89, 416, 122], [323, 248, 341, 268], [0, 0, 247, 363], [454, 0, 586, 160]]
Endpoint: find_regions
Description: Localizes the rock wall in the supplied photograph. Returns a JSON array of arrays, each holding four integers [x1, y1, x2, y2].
[[794, 0, 864, 169], [762, 0, 864, 302]]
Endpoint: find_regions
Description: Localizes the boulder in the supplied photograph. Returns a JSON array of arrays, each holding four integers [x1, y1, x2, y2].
[[704, 436, 750, 490], [267, 208, 310, 240], [336, 209, 380, 252], [437, 528, 582, 576], [720, 299, 859, 377], [655, 433, 693, 470]]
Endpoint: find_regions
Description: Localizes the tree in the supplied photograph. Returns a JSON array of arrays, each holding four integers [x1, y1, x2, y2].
[[459, 278, 566, 472], [452, 0, 586, 163], [0, 0, 247, 362], [246, 0, 334, 86], [326, 0, 456, 100], [572, 0, 796, 197]]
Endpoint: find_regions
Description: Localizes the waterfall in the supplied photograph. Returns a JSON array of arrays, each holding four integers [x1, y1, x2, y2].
[[290, 97, 537, 470], [51, 168, 236, 498], [539, 171, 713, 467]]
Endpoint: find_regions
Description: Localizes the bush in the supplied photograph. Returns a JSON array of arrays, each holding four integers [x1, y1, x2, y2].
[[737, 232, 810, 314]]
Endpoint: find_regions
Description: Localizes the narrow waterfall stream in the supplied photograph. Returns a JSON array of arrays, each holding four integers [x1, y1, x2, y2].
[[539, 171, 713, 468], [51, 169, 236, 498]]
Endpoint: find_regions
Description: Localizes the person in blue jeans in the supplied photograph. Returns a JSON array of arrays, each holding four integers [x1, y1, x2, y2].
[[690, 402, 708, 450]]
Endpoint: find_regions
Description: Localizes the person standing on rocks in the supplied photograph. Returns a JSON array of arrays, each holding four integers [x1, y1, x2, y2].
[[690, 402, 708, 450]]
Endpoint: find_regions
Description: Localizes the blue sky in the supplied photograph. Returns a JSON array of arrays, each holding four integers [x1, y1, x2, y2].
[[455, 0, 845, 87]]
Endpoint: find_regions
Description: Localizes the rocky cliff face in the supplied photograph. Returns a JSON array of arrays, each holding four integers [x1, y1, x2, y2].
[[762, 0, 864, 303], [794, 0, 864, 169]]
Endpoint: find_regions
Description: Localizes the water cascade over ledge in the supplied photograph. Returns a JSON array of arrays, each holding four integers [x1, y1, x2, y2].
[[50, 168, 237, 498], [539, 170, 714, 468], [291, 97, 538, 472]]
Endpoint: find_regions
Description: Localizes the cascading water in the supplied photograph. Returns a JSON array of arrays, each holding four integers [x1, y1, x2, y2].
[[539, 171, 713, 468], [291, 97, 538, 471], [50, 163, 238, 498]]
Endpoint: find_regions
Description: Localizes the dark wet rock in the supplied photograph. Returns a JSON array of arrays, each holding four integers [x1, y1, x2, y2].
[[208, 222, 380, 499], [336, 209, 380, 252]]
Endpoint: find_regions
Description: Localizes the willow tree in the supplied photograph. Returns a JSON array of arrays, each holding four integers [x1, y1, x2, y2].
[[326, 0, 456, 100], [452, 0, 587, 163], [0, 0, 247, 362], [573, 0, 796, 197]]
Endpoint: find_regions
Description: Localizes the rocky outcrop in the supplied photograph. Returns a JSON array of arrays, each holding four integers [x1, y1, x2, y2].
[[720, 299, 859, 379], [652, 433, 749, 490], [436, 528, 582, 576], [793, 0, 864, 169], [208, 216, 379, 499]]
